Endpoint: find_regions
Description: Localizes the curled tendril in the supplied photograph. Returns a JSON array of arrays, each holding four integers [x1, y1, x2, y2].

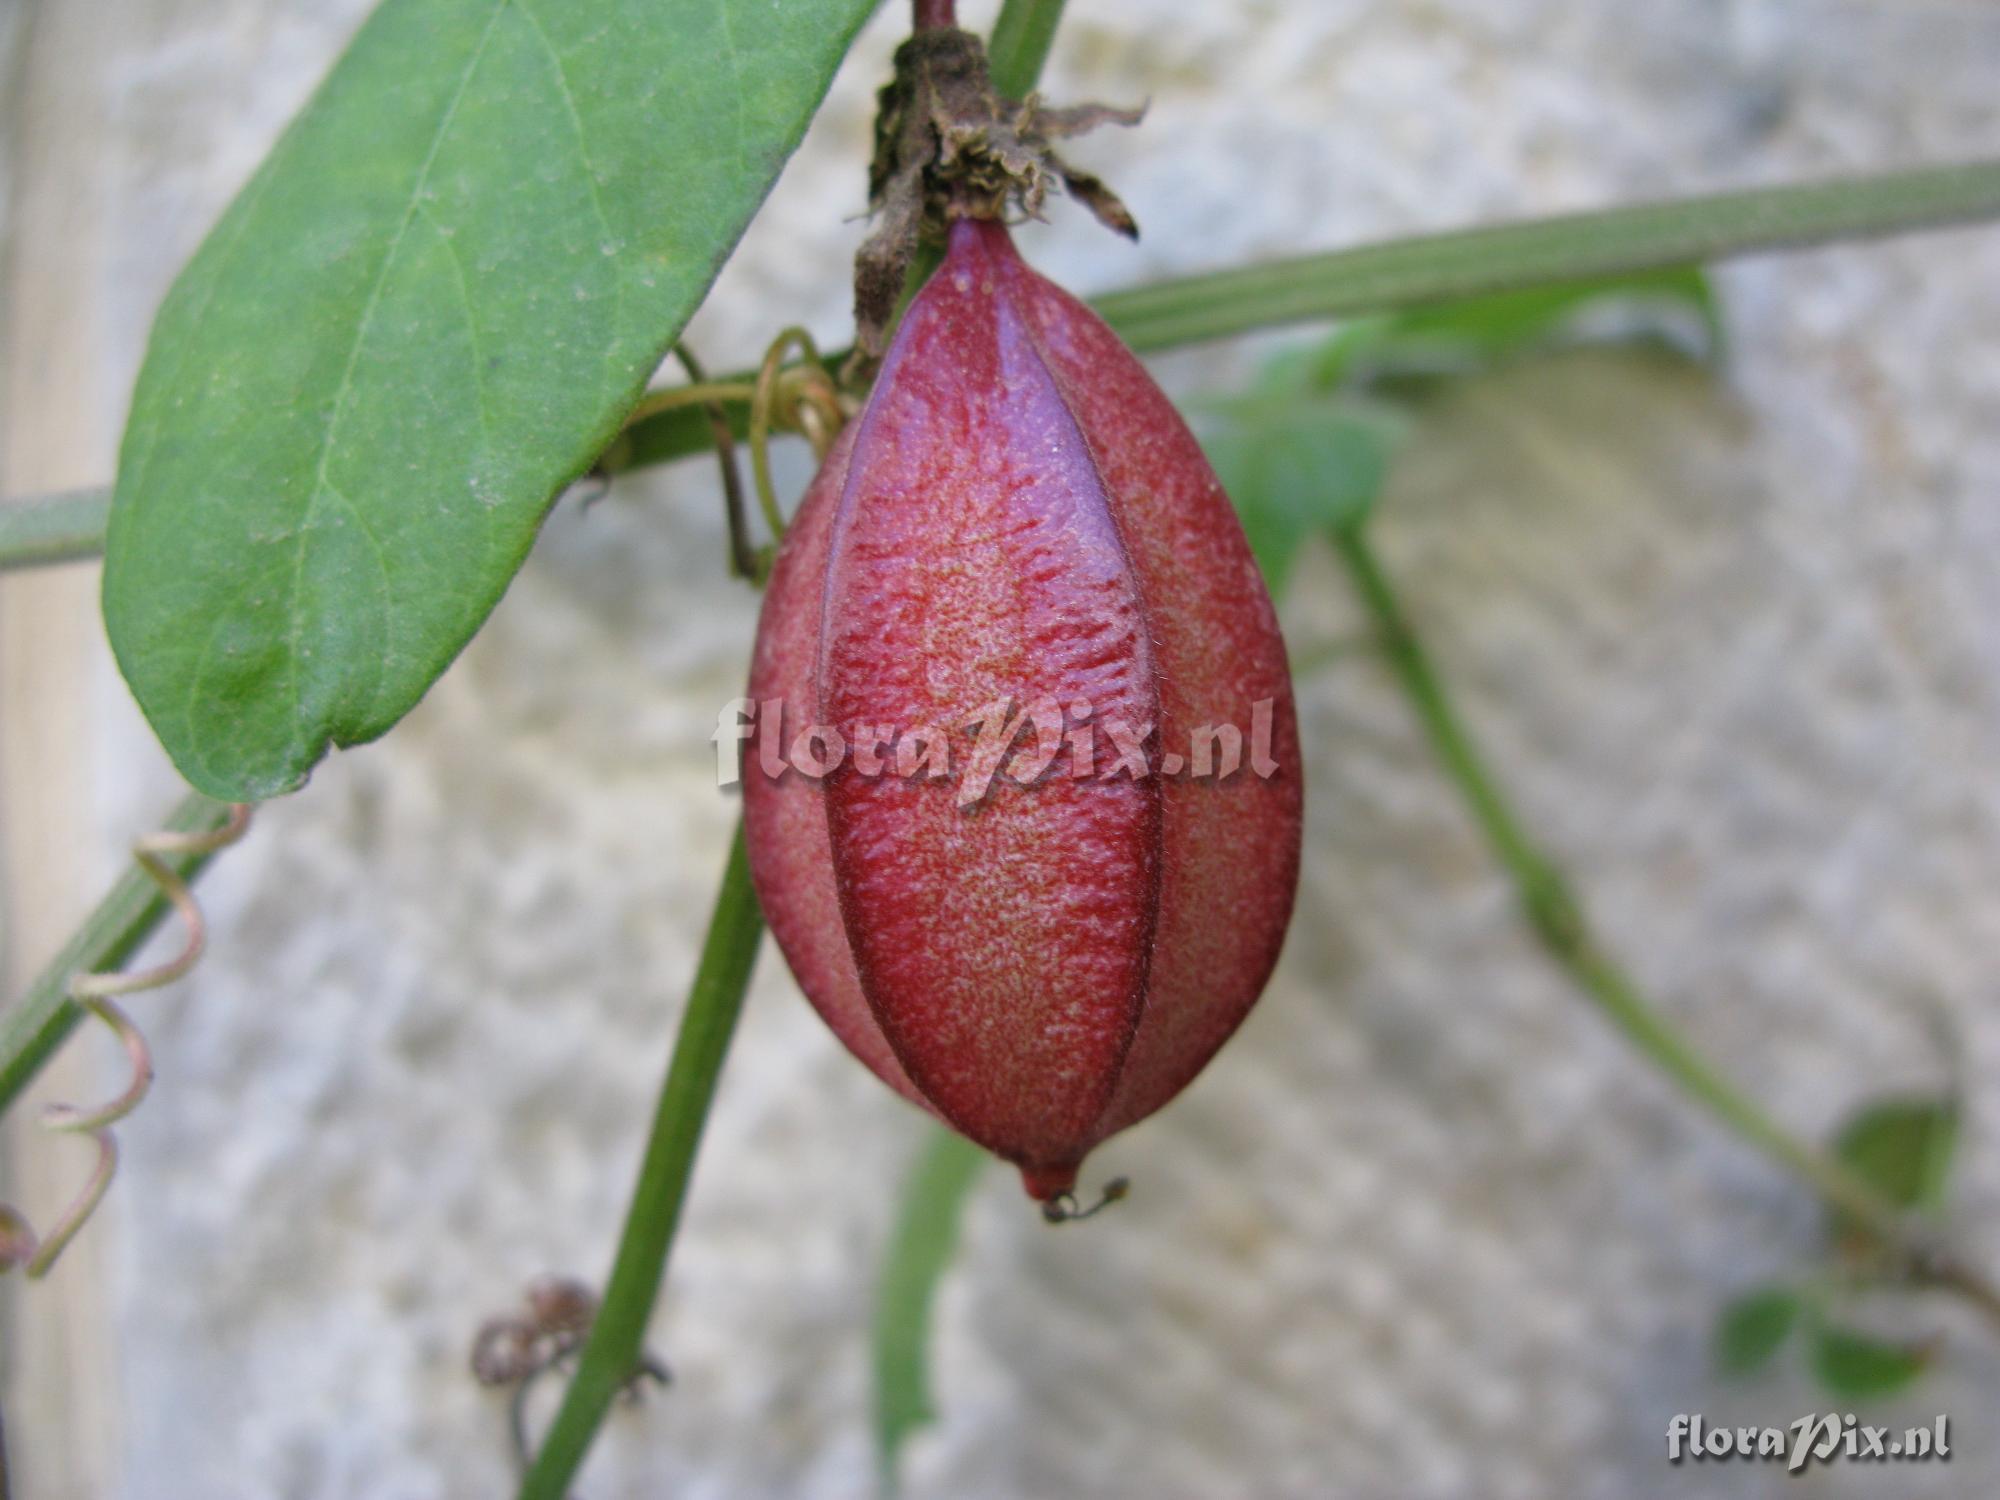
[[1040, 1175, 1131, 1225], [471, 1274, 669, 1473], [0, 802, 254, 1278], [39, 996, 152, 1132], [750, 327, 847, 548], [592, 334, 848, 582]]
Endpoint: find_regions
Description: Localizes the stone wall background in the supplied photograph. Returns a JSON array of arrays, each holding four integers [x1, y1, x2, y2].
[[4, 1, 2000, 1496]]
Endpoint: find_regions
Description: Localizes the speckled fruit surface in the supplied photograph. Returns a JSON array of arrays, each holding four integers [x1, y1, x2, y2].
[[744, 217, 1301, 1199]]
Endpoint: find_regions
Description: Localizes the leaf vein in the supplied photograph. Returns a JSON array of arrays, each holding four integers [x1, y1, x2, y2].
[[512, 0, 627, 396], [320, 476, 397, 720], [713, 0, 751, 172], [418, 202, 497, 455], [284, 0, 511, 746]]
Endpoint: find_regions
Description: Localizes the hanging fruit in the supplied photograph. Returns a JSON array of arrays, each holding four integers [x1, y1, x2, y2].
[[741, 17, 1301, 1212]]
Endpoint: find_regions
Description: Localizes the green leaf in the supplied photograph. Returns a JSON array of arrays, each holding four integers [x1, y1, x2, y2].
[[1297, 267, 1722, 390], [874, 1128, 987, 1498], [103, 0, 876, 801], [1198, 397, 1403, 598], [1826, 1096, 1958, 1248], [1809, 1321, 1932, 1400], [1714, 1285, 1801, 1376]]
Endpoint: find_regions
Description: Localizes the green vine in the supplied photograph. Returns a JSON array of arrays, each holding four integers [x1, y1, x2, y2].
[[0, 793, 238, 1117], [516, 823, 764, 1500], [1329, 523, 2000, 1330], [0, 0, 1995, 1485]]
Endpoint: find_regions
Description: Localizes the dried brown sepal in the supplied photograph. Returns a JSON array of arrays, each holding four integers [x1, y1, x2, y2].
[[852, 27, 1145, 363], [1051, 160, 1139, 239]]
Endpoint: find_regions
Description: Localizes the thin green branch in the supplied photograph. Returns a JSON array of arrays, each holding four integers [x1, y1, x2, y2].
[[0, 489, 111, 572], [516, 822, 764, 1500], [0, 793, 236, 1118], [20, 160, 2000, 556], [611, 158, 2000, 473], [987, 0, 1067, 100], [1329, 524, 2000, 1331], [1096, 158, 2000, 350]]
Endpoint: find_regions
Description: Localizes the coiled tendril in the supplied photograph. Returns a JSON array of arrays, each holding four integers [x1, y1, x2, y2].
[[0, 802, 253, 1277]]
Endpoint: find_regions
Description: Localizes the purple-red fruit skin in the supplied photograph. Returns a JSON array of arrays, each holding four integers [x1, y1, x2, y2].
[[744, 218, 1301, 1200]]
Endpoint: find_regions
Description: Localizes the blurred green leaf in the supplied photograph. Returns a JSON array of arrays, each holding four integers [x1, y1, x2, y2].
[[1827, 1096, 1958, 1249], [1809, 1321, 1932, 1400], [1199, 397, 1404, 598], [1093, 160, 2000, 352], [874, 1128, 987, 1497], [1201, 267, 1721, 597], [103, 0, 877, 801], [1300, 267, 1722, 390], [1714, 1285, 1801, 1376]]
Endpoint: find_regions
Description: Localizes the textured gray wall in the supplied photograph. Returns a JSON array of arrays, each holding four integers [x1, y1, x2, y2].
[[4, 1, 2000, 1496]]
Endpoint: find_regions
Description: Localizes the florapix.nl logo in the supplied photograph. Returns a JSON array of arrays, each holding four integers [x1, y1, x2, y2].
[[715, 694, 1284, 807]]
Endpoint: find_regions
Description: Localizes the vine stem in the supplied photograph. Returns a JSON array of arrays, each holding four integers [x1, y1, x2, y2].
[[0, 793, 238, 1119], [515, 822, 763, 1500], [0, 488, 111, 572], [11, 162, 2000, 555], [604, 158, 2000, 477], [1329, 523, 2000, 1331], [988, 0, 1066, 100]]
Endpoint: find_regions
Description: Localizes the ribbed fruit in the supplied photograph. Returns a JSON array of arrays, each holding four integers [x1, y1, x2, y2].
[[743, 217, 1301, 1202]]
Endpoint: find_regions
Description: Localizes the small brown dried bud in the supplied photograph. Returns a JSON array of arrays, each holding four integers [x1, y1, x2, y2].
[[852, 27, 1144, 363]]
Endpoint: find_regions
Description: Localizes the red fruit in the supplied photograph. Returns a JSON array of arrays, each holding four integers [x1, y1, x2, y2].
[[743, 218, 1301, 1203]]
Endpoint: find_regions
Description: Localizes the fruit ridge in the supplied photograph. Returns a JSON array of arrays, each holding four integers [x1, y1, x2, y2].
[[744, 217, 1301, 1201]]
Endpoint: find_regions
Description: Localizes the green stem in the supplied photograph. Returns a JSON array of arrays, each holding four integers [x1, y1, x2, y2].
[[613, 158, 2000, 474], [1096, 158, 2000, 350], [515, 822, 764, 1500], [0, 488, 111, 572], [1329, 525, 2000, 1326], [17, 160, 2000, 555], [987, 0, 1067, 100], [0, 793, 236, 1118]]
